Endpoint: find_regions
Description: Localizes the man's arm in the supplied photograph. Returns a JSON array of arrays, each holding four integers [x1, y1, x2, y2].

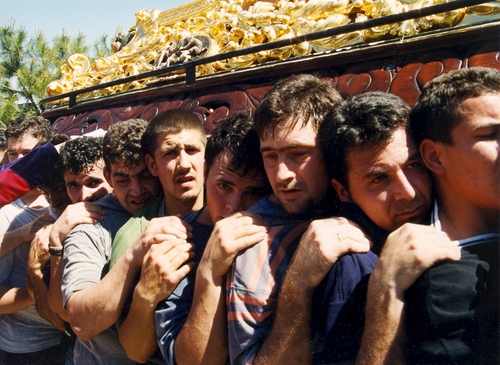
[[356, 223, 460, 365], [0, 213, 55, 258], [173, 212, 267, 365], [47, 202, 105, 320], [119, 238, 194, 363], [64, 216, 190, 341], [253, 217, 371, 365], [26, 223, 66, 331]]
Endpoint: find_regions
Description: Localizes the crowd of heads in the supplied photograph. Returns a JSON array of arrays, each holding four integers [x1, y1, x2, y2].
[[0, 66, 498, 364]]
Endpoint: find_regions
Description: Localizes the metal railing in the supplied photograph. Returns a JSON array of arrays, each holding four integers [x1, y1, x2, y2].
[[39, 0, 494, 110]]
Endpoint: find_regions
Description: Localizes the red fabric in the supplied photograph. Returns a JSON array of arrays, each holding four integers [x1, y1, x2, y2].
[[0, 169, 30, 208]]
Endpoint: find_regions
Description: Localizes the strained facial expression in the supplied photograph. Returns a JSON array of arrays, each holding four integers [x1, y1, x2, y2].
[[333, 128, 432, 232], [146, 129, 205, 205], [63, 160, 113, 203], [206, 151, 269, 223], [260, 120, 329, 214], [106, 159, 161, 214]]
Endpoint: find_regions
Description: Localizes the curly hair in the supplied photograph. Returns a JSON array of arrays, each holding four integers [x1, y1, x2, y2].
[[142, 109, 206, 157], [58, 136, 104, 176], [411, 67, 500, 146], [103, 119, 147, 171], [254, 74, 343, 139], [320, 91, 410, 186], [5, 115, 53, 145], [206, 112, 267, 182], [0, 129, 6, 150]]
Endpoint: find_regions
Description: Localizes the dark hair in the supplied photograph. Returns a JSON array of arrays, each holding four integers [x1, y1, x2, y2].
[[142, 109, 207, 157], [411, 67, 500, 146], [0, 129, 6, 150], [205, 112, 267, 181], [58, 136, 104, 176], [50, 133, 70, 146], [5, 115, 53, 145], [254, 74, 343, 139], [103, 119, 147, 171], [320, 91, 410, 186]]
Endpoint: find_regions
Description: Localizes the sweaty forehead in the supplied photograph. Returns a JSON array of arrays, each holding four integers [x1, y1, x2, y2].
[[158, 130, 205, 146]]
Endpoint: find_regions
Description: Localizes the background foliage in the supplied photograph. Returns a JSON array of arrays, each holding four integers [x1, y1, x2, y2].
[[0, 20, 112, 126]]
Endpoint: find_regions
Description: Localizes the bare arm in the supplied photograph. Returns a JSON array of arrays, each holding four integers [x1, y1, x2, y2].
[[119, 238, 194, 363], [174, 212, 267, 365], [356, 223, 460, 365], [26, 223, 66, 330], [66, 216, 190, 342], [47, 202, 104, 319], [0, 213, 54, 257], [254, 218, 371, 365], [0, 284, 34, 314]]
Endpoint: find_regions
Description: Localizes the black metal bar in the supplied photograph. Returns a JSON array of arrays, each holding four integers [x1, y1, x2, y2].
[[39, 0, 493, 109]]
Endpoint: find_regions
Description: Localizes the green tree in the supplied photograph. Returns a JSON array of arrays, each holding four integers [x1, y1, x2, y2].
[[0, 20, 112, 126]]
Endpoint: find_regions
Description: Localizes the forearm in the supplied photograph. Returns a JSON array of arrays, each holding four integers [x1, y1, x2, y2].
[[175, 275, 227, 365], [0, 227, 29, 257], [29, 269, 66, 331], [356, 272, 405, 365], [48, 255, 68, 321], [254, 271, 314, 365], [0, 285, 35, 314], [118, 284, 159, 363], [65, 253, 139, 341]]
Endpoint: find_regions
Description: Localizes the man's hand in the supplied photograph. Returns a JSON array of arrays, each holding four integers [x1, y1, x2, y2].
[[135, 238, 195, 306], [128, 216, 192, 269], [21, 213, 55, 243], [373, 223, 461, 298], [199, 212, 267, 282], [290, 217, 372, 288], [49, 202, 104, 248], [26, 223, 66, 331]]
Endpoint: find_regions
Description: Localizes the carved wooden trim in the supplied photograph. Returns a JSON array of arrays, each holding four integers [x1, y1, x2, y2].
[[49, 38, 499, 136]]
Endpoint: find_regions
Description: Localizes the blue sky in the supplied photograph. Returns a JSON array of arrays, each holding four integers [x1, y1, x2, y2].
[[1, 1, 188, 46]]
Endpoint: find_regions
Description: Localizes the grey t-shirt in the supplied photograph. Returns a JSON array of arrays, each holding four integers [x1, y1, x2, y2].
[[61, 194, 135, 364], [0, 199, 63, 353]]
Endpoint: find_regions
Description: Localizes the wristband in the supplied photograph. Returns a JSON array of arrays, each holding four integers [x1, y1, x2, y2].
[[48, 246, 63, 256]]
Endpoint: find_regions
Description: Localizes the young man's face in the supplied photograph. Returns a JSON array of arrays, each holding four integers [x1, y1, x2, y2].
[[260, 120, 329, 215], [206, 151, 269, 223], [146, 129, 205, 206], [431, 93, 500, 210], [39, 182, 72, 216], [332, 128, 432, 232], [105, 159, 162, 215], [7, 133, 40, 162], [63, 160, 113, 203]]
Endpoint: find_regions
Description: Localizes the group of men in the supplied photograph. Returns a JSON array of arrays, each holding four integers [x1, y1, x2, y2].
[[0, 66, 498, 364]]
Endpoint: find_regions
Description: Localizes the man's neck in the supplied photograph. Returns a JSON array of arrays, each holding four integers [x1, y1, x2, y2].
[[436, 194, 499, 241], [164, 193, 204, 218]]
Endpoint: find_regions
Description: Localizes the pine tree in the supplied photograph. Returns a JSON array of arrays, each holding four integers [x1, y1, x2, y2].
[[0, 19, 112, 126]]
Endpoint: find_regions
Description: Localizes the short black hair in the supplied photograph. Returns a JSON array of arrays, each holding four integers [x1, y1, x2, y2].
[[142, 109, 206, 157], [411, 67, 500, 146], [5, 115, 53, 145], [254, 74, 343, 139], [205, 112, 267, 181], [320, 91, 410, 186], [103, 119, 147, 171], [58, 136, 104, 176]]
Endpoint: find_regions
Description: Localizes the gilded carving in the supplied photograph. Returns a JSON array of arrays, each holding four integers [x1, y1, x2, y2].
[[45, 0, 499, 103]]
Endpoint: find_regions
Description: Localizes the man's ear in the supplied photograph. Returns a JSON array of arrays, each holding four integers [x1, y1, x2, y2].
[[104, 168, 113, 187], [420, 139, 446, 175], [331, 179, 350, 202], [145, 154, 159, 177]]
